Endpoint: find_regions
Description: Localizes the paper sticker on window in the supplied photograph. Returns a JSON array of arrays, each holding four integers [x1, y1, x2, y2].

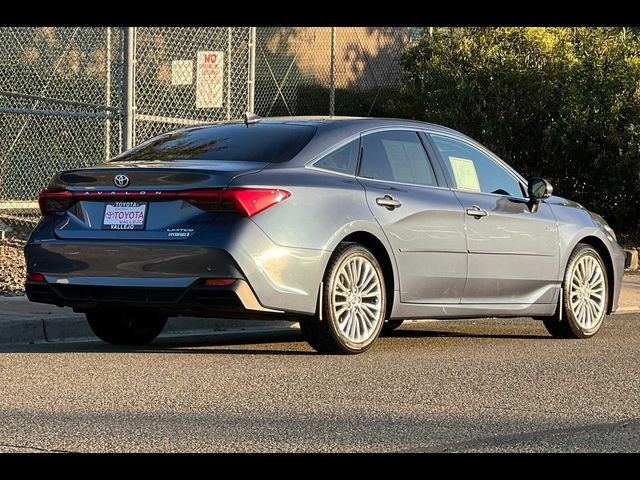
[[449, 156, 480, 192]]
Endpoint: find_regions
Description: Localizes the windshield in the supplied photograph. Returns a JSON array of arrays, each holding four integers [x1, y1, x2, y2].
[[110, 123, 317, 163]]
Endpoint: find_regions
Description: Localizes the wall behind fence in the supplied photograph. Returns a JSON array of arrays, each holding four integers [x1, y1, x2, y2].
[[0, 26, 417, 225], [254, 27, 416, 117]]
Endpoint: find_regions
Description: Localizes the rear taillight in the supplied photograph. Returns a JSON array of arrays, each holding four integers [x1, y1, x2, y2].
[[185, 188, 290, 217], [38, 189, 74, 215], [221, 188, 290, 217], [35, 187, 290, 218], [27, 273, 46, 282]]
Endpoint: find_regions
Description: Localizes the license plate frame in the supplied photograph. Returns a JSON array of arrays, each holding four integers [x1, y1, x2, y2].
[[102, 201, 148, 230]]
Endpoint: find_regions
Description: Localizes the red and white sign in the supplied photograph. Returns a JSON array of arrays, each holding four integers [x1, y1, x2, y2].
[[196, 51, 224, 109]]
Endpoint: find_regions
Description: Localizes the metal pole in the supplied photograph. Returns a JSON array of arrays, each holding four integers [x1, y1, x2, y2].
[[105, 27, 111, 161], [122, 27, 136, 151], [329, 27, 336, 118], [227, 27, 232, 120], [247, 27, 256, 113]]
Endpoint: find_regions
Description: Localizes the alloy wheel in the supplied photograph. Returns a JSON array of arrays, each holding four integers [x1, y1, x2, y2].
[[569, 254, 606, 330], [332, 255, 383, 344]]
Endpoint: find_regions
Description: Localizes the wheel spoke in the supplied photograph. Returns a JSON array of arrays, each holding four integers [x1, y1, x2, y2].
[[361, 280, 379, 296], [335, 305, 349, 320], [336, 280, 349, 294], [584, 300, 593, 326], [589, 298, 603, 316], [359, 264, 374, 291], [576, 262, 585, 282], [350, 260, 359, 287], [361, 303, 380, 320]]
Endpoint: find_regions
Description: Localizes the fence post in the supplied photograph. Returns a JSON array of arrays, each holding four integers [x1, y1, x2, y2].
[[227, 27, 232, 120], [122, 27, 136, 151], [247, 27, 256, 113], [105, 27, 111, 161], [329, 27, 336, 117]]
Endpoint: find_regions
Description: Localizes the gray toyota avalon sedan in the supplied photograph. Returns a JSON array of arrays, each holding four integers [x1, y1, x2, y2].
[[24, 116, 625, 354]]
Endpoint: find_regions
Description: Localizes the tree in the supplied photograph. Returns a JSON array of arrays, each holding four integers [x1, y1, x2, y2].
[[394, 27, 640, 234]]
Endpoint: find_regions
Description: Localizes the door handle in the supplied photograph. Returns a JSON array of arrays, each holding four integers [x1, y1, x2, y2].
[[376, 195, 402, 210], [466, 205, 488, 218]]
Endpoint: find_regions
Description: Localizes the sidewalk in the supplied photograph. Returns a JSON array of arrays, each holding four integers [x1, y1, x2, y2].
[[1, 275, 638, 345], [617, 273, 640, 314]]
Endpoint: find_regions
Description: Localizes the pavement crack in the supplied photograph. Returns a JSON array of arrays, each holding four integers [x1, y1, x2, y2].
[[404, 418, 640, 452], [0, 441, 75, 453]]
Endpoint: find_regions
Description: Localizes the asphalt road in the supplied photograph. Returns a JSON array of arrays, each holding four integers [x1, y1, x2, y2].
[[0, 314, 639, 452]]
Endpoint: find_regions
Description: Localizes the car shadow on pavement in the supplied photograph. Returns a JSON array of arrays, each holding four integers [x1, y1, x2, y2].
[[0, 329, 316, 355], [0, 324, 556, 354], [384, 328, 551, 340]]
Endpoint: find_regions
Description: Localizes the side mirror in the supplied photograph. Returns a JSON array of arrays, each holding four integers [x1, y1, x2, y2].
[[528, 177, 553, 202]]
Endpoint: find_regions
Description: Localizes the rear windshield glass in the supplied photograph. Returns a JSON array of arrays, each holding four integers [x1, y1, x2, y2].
[[110, 123, 317, 163]]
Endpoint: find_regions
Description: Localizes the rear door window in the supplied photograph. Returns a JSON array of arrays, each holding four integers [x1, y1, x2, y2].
[[313, 139, 360, 175]]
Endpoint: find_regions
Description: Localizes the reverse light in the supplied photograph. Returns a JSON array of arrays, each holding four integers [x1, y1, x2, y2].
[[27, 273, 46, 282]]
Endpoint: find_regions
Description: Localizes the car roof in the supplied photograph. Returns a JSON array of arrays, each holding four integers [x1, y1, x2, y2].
[[255, 116, 460, 134], [167, 116, 473, 167], [186, 116, 461, 136], [243, 116, 469, 166]]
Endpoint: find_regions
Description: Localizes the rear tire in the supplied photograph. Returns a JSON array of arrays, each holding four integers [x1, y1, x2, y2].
[[86, 309, 168, 345], [542, 243, 609, 339], [301, 243, 386, 354]]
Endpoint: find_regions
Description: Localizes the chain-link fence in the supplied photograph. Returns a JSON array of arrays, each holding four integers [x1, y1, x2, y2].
[[255, 27, 418, 117], [133, 27, 251, 144], [0, 27, 124, 226], [0, 26, 419, 227]]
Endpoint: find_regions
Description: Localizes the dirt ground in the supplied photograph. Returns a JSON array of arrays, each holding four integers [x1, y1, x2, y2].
[[0, 229, 28, 296]]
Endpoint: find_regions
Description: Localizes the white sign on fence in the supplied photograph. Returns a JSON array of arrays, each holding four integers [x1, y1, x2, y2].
[[196, 51, 224, 109]]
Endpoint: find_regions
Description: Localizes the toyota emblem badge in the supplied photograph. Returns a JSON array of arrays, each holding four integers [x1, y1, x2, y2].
[[114, 174, 130, 188]]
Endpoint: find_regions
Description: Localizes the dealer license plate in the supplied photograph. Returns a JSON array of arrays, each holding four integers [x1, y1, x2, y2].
[[102, 201, 148, 230]]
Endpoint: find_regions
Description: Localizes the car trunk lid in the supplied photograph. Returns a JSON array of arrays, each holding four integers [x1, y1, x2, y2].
[[48, 160, 266, 241]]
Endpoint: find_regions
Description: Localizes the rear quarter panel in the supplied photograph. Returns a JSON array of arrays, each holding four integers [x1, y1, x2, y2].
[[230, 167, 399, 294]]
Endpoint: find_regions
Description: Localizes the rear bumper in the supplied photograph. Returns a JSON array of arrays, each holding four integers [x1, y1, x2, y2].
[[25, 214, 330, 316], [25, 278, 297, 320]]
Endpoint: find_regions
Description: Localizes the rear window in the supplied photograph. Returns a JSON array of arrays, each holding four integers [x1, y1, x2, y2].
[[110, 123, 317, 163]]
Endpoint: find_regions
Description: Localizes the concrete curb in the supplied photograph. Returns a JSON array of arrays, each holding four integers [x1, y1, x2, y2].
[[624, 248, 639, 271], [614, 306, 640, 315], [0, 316, 298, 346], [0, 295, 297, 346]]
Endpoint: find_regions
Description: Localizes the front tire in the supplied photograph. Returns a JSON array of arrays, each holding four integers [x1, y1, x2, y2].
[[542, 243, 609, 339], [86, 309, 168, 345], [300, 243, 386, 354]]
